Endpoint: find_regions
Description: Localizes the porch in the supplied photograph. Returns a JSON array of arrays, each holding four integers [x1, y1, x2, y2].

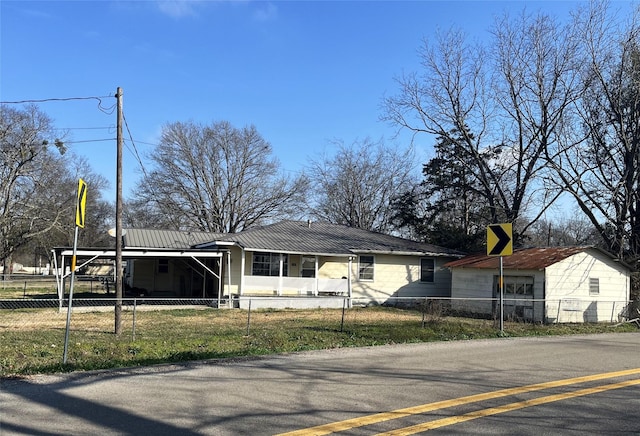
[[242, 276, 349, 296]]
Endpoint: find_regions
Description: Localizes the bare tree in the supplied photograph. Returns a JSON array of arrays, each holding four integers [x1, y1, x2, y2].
[[382, 10, 582, 245], [14, 155, 112, 270], [307, 138, 417, 233], [524, 216, 603, 247], [549, 1, 640, 266], [133, 120, 306, 233], [45, 156, 111, 247], [123, 197, 176, 230], [0, 104, 67, 276]]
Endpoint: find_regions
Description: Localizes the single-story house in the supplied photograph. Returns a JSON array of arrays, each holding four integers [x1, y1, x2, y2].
[[445, 246, 631, 323], [55, 220, 464, 309]]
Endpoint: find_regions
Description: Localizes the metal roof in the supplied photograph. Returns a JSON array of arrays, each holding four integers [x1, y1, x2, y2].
[[204, 220, 464, 257], [124, 221, 464, 258], [123, 229, 219, 249], [444, 246, 619, 270], [57, 248, 223, 259]]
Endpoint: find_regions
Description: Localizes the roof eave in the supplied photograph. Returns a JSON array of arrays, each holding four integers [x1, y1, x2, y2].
[[351, 249, 463, 257]]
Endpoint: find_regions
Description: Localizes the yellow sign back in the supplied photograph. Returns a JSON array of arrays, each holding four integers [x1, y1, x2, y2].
[[75, 178, 87, 228]]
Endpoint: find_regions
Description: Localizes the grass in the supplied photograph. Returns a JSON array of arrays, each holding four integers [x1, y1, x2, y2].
[[1, 305, 637, 378], [1, 283, 59, 299]]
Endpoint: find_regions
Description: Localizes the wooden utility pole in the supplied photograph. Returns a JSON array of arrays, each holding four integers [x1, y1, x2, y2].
[[115, 87, 123, 335]]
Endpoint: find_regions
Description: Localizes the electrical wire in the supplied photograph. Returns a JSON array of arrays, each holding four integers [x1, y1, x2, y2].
[[0, 94, 117, 115], [53, 126, 113, 131], [123, 111, 151, 181], [0, 95, 112, 104], [64, 139, 115, 144]]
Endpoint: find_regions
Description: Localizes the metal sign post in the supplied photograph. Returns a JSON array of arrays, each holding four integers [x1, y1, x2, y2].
[[487, 223, 512, 335], [63, 179, 87, 364], [499, 256, 504, 333]]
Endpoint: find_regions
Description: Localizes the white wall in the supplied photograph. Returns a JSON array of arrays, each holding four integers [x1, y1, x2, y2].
[[450, 249, 630, 323], [450, 268, 495, 315], [350, 254, 454, 303], [236, 251, 455, 303], [545, 250, 629, 323]]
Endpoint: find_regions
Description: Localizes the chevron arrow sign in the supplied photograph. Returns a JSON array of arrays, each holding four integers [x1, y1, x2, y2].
[[487, 223, 512, 256]]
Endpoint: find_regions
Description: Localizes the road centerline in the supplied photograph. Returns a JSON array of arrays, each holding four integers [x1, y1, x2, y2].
[[277, 367, 640, 436], [375, 378, 640, 435]]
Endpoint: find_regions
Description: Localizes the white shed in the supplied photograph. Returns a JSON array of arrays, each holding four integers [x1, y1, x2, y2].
[[445, 247, 631, 323]]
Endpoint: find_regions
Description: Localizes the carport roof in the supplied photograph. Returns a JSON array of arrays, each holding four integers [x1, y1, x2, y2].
[[123, 229, 218, 249]]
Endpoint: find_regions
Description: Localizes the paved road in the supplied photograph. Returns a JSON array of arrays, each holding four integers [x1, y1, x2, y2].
[[2, 332, 639, 435]]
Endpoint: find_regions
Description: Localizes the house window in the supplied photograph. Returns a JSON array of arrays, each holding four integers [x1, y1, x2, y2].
[[589, 278, 600, 295], [158, 259, 169, 274], [301, 256, 316, 278], [502, 276, 533, 295], [358, 255, 374, 281], [420, 258, 435, 282], [252, 253, 288, 277]]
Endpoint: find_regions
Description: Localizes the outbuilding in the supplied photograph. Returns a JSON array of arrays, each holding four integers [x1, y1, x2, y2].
[[445, 247, 631, 323]]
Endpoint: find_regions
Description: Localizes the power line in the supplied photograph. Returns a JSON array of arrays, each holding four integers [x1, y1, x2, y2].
[[64, 138, 115, 145], [1, 94, 117, 115], [131, 140, 159, 146], [0, 95, 113, 104], [54, 126, 114, 131], [123, 112, 151, 181]]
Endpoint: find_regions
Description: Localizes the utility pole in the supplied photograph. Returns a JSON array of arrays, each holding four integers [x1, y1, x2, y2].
[[115, 87, 123, 335]]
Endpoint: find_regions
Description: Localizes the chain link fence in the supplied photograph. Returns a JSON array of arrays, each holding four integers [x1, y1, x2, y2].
[[1, 273, 637, 328], [1, 286, 638, 375], [2, 295, 637, 332]]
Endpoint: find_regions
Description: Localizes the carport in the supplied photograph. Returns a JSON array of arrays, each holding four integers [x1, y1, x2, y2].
[[52, 247, 228, 308]]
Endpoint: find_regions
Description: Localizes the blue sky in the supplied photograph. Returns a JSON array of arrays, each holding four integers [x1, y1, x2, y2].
[[2, 0, 585, 203]]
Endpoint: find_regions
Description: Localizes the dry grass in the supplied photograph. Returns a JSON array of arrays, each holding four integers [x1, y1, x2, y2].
[[1, 306, 636, 377]]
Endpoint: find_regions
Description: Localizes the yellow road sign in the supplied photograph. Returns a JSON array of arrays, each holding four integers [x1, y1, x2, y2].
[[75, 178, 87, 228], [487, 223, 512, 256]]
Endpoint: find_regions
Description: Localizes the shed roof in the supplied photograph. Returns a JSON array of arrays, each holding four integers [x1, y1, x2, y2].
[[444, 246, 604, 270]]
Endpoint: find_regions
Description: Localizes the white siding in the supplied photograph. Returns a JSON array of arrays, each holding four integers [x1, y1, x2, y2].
[[451, 267, 553, 323], [318, 257, 351, 279], [450, 249, 631, 324], [350, 254, 453, 303], [450, 268, 495, 316], [237, 251, 455, 303], [545, 250, 629, 323]]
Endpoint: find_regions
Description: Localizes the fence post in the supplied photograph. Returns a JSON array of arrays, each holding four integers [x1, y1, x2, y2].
[[340, 297, 346, 332], [422, 297, 427, 328], [132, 298, 137, 341], [557, 299, 562, 323], [246, 298, 252, 336]]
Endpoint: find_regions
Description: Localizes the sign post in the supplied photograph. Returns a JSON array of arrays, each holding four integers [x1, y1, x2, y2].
[[487, 223, 512, 334], [63, 179, 87, 364]]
